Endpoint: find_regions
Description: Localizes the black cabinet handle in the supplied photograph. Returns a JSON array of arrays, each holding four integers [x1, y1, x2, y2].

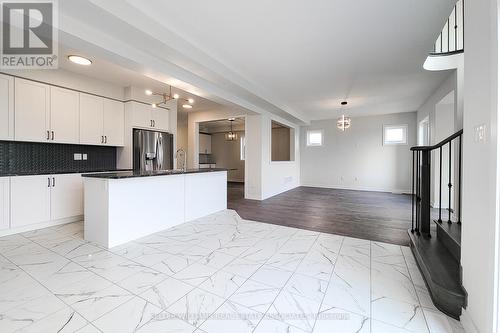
[[101, 136, 104, 143], [46, 130, 50, 140], [51, 131, 54, 141], [52, 177, 55, 187], [153, 120, 156, 127], [47, 177, 50, 187], [105, 136, 107, 144]]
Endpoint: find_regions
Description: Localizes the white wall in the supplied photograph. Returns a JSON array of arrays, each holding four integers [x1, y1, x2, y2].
[[300, 112, 417, 193], [460, 0, 500, 332]]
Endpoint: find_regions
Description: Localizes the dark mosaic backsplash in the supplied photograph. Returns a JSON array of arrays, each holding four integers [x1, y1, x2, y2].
[[0, 141, 116, 174]]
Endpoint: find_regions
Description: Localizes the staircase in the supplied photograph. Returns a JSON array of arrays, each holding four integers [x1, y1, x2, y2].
[[408, 129, 466, 319]]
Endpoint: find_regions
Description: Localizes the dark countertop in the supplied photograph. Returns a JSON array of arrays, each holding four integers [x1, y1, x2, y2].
[[0, 169, 132, 177], [81, 168, 228, 179]]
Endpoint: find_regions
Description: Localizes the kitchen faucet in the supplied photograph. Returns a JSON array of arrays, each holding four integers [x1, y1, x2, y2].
[[176, 148, 187, 171]]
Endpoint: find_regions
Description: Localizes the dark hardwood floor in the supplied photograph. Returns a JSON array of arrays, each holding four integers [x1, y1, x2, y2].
[[227, 182, 411, 245]]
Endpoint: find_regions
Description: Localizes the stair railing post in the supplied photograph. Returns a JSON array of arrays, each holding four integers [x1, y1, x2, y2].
[[416, 151, 421, 235], [438, 146, 443, 222], [420, 150, 431, 237], [448, 141, 453, 223], [411, 151, 415, 233]]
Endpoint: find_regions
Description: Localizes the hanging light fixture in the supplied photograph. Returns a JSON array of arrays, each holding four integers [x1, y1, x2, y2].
[[225, 118, 238, 141], [337, 101, 351, 131], [144, 86, 195, 109]]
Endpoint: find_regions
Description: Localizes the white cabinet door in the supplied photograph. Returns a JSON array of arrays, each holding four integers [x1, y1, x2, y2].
[[0, 74, 14, 140], [152, 108, 169, 131], [51, 174, 83, 220], [129, 102, 153, 129], [80, 93, 104, 145], [11, 175, 51, 228], [50, 87, 79, 144], [15, 78, 50, 142], [0, 178, 9, 231], [103, 99, 124, 146]]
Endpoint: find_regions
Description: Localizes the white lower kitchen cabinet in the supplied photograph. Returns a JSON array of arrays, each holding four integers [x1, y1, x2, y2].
[[0, 178, 10, 231], [50, 174, 84, 220], [9, 173, 83, 231], [11, 175, 51, 228]]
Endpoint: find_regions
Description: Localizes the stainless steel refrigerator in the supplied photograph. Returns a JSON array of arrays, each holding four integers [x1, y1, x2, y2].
[[133, 129, 174, 171]]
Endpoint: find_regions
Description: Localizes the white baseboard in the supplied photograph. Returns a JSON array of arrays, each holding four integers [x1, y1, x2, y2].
[[300, 183, 410, 194], [0, 215, 83, 237], [460, 308, 480, 333]]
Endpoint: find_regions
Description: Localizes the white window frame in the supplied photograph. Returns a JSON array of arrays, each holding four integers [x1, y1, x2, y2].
[[306, 129, 324, 147], [383, 124, 408, 145]]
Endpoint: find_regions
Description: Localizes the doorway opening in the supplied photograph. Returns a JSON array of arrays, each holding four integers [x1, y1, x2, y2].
[[198, 117, 246, 200]]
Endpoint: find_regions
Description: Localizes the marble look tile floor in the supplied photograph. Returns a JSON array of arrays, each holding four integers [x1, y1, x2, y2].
[[0, 210, 464, 333]]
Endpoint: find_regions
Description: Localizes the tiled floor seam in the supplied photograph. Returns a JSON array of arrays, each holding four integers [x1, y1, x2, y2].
[[402, 244, 433, 333], [253, 232, 323, 333]]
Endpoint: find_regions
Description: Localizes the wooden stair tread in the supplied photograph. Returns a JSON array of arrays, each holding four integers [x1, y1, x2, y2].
[[408, 229, 465, 318], [434, 220, 461, 246]]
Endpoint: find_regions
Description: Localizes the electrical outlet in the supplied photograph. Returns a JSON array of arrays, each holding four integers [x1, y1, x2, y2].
[[82, 154, 88, 160], [73, 153, 82, 161]]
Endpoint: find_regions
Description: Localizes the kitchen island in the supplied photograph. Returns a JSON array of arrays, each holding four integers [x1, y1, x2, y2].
[[82, 169, 227, 248]]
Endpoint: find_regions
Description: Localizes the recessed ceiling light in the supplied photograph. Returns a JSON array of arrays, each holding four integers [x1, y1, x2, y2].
[[182, 104, 193, 109], [151, 103, 157, 108], [188, 98, 194, 104], [145, 90, 153, 96], [173, 93, 179, 99], [68, 55, 92, 66]]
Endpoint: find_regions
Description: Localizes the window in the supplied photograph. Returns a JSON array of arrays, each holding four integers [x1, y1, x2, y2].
[[306, 130, 323, 146], [271, 121, 295, 161], [383, 124, 408, 145], [240, 136, 246, 161]]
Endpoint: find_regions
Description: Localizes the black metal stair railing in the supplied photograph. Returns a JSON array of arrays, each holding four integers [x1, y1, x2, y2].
[[411, 129, 463, 238], [430, 0, 464, 56]]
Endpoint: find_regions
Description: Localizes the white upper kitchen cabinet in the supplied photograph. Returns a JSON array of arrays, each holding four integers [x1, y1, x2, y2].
[[50, 86, 80, 144], [103, 99, 125, 146], [128, 101, 170, 131], [15, 78, 50, 142], [80, 93, 104, 145], [11, 175, 51, 228], [0, 178, 9, 231], [80, 93, 124, 146], [50, 174, 83, 220], [0, 74, 14, 140], [152, 107, 170, 131], [129, 102, 153, 129]]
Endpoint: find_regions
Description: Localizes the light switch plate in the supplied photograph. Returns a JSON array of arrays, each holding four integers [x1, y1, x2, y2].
[[473, 124, 487, 143], [82, 154, 88, 160], [74, 153, 82, 161]]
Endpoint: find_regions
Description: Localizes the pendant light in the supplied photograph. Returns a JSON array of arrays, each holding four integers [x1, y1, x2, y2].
[[225, 118, 238, 141], [337, 101, 351, 131], [144, 86, 195, 109]]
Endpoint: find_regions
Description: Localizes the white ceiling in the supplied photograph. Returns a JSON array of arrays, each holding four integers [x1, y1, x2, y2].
[[200, 118, 245, 134], [123, 0, 455, 119], [59, 45, 231, 113], [58, 0, 455, 123]]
